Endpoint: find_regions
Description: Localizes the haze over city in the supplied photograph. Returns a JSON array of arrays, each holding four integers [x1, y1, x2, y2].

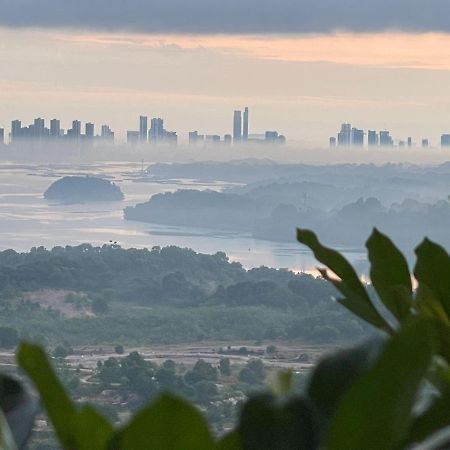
[[2, 1, 450, 145], [1, 2, 450, 449]]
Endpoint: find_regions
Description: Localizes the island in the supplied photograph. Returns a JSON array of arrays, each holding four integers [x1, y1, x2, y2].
[[44, 176, 124, 203]]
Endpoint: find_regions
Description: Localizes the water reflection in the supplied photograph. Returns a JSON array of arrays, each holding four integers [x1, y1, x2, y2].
[[0, 162, 368, 272]]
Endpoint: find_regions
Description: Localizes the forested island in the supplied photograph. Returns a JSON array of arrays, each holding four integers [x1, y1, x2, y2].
[[124, 187, 450, 249], [44, 176, 124, 203]]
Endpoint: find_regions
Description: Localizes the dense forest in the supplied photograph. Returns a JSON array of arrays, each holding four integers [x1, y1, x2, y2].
[[0, 244, 369, 346]]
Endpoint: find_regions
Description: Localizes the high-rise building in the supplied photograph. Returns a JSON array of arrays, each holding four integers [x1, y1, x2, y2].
[[337, 123, 351, 146], [139, 116, 148, 142], [243, 107, 249, 141], [149, 118, 164, 142], [11, 120, 22, 142], [224, 134, 232, 145], [233, 110, 242, 143], [422, 139, 429, 148], [0, 128, 4, 145], [379, 131, 393, 147], [441, 134, 450, 147], [407, 137, 412, 147], [71, 120, 81, 138], [101, 125, 114, 142], [50, 119, 61, 138], [205, 134, 221, 144], [127, 131, 139, 144], [368, 130, 378, 147], [189, 131, 204, 145], [33, 118, 45, 139], [351, 128, 364, 146], [329, 137, 337, 148], [85, 122, 95, 139]]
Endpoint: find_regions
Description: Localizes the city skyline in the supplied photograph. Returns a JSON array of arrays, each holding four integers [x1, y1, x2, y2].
[[6, 112, 450, 148], [0, 107, 287, 146]]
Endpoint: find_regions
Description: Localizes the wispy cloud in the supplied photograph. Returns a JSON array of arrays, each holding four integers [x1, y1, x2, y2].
[[59, 32, 450, 70]]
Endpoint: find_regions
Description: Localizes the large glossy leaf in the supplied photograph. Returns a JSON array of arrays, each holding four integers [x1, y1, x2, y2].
[[327, 318, 433, 450], [0, 409, 18, 450], [111, 394, 215, 450], [239, 394, 319, 450], [307, 340, 383, 422], [297, 229, 391, 332], [17, 343, 78, 450], [75, 406, 114, 450], [406, 389, 450, 446], [366, 228, 413, 321], [0, 376, 38, 449], [216, 431, 241, 450], [415, 239, 450, 318]]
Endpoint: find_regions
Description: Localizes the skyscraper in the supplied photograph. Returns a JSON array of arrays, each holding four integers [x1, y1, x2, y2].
[[101, 125, 114, 142], [368, 130, 379, 147], [0, 128, 4, 145], [50, 119, 61, 138], [441, 134, 450, 147], [85, 122, 95, 139], [351, 128, 364, 146], [243, 107, 249, 141], [337, 123, 351, 146], [233, 110, 242, 143], [11, 120, 22, 142], [72, 120, 81, 138], [149, 118, 164, 142], [33, 118, 45, 139], [379, 131, 393, 146], [139, 116, 148, 142]]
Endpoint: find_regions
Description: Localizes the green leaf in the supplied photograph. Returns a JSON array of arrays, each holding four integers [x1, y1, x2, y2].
[[17, 343, 77, 450], [112, 394, 215, 450], [239, 394, 319, 450], [75, 406, 114, 450], [415, 239, 450, 318], [406, 389, 450, 446], [327, 317, 434, 450], [297, 229, 392, 333], [307, 340, 383, 420], [216, 431, 241, 450], [0, 375, 38, 449], [366, 228, 413, 321], [415, 284, 450, 325], [0, 409, 18, 450], [271, 370, 294, 397]]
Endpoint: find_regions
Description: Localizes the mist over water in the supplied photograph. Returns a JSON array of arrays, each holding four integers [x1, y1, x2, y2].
[[0, 160, 369, 272]]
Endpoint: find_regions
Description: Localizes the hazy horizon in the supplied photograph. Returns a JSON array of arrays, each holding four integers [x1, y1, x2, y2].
[[2, 2, 450, 147]]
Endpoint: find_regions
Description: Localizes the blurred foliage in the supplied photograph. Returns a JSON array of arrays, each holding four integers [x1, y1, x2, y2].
[[1, 228, 450, 448]]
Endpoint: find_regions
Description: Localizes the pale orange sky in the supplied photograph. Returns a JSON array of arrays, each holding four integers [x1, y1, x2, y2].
[[2, 28, 450, 144]]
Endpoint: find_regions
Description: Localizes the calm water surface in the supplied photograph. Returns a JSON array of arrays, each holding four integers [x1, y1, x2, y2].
[[0, 162, 367, 271]]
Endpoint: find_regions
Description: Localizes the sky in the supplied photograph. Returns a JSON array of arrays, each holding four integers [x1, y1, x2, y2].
[[1, 1, 450, 145]]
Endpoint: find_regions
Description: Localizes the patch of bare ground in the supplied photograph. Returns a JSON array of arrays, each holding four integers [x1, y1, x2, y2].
[[22, 289, 95, 318]]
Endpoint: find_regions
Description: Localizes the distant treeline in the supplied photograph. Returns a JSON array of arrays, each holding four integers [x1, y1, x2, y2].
[[124, 188, 450, 249], [0, 244, 369, 346]]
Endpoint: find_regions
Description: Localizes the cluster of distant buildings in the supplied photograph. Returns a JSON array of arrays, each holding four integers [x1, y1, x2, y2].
[[331, 123, 450, 149], [126, 107, 286, 146], [0, 108, 285, 148], [3, 118, 114, 145]]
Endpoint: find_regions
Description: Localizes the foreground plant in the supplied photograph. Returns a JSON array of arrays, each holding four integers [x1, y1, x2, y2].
[[1, 227, 450, 449]]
